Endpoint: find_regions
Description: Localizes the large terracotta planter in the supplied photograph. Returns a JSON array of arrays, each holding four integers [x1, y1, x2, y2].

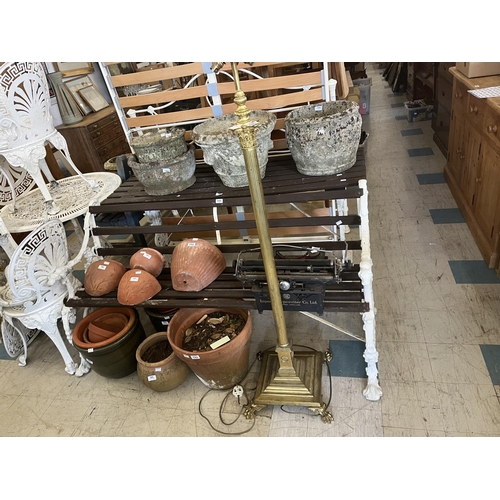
[[285, 100, 362, 175], [136, 332, 190, 392], [72, 307, 146, 378], [167, 306, 253, 389], [192, 110, 276, 188]]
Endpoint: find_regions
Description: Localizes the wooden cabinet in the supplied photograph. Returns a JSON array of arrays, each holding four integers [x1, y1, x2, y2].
[[57, 106, 131, 173], [407, 62, 434, 102], [432, 62, 455, 156], [444, 67, 500, 268]]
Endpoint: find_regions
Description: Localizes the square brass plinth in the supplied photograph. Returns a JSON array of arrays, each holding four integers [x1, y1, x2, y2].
[[252, 350, 325, 409]]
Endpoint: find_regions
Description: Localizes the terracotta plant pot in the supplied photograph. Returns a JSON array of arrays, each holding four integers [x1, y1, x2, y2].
[[84, 259, 127, 297], [117, 269, 162, 306], [128, 145, 196, 196], [130, 127, 187, 163], [72, 307, 146, 378], [167, 306, 253, 389], [130, 248, 165, 277], [170, 238, 226, 292], [285, 100, 362, 175], [87, 312, 129, 343], [192, 110, 276, 187], [136, 332, 190, 392], [145, 307, 179, 332]]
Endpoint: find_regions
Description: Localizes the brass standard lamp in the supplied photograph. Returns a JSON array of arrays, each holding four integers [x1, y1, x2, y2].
[[211, 62, 333, 423]]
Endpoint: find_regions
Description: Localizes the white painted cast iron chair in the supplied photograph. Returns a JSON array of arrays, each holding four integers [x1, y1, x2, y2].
[[0, 212, 94, 376], [0, 61, 93, 215]]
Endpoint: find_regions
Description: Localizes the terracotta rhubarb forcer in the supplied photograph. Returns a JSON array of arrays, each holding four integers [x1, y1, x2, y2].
[[170, 238, 226, 292], [117, 269, 162, 306], [84, 259, 126, 297], [167, 306, 253, 390], [130, 248, 165, 277]]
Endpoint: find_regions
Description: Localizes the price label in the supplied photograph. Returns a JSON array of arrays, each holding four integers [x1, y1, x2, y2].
[[190, 354, 201, 360], [88, 348, 94, 353], [187, 243, 196, 247], [161, 320, 169, 325], [130, 277, 139, 282], [315, 105, 323, 111], [162, 168, 171, 173], [147, 375, 157, 381], [155, 367, 162, 372], [141, 252, 152, 259], [98, 265, 107, 270], [104, 261, 110, 265], [215, 199, 223, 204]]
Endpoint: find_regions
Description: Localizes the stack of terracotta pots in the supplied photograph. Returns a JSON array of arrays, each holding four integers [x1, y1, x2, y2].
[[72, 307, 146, 378], [128, 127, 196, 195]]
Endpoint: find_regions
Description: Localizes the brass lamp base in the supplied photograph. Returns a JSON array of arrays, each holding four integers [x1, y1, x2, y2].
[[245, 349, 333, 423]]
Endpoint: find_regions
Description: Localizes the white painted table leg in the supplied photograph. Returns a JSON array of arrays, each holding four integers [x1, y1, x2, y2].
[[357, 179, 382, 401]]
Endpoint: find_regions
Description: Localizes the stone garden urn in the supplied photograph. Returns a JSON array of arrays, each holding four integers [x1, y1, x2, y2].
[[285, 100, 362, 176], [192, 110, 276, 188]]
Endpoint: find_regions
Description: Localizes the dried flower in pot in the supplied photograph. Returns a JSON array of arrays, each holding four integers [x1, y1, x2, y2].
[[84, 259, 126, 297], [130, 248, 165, 277]]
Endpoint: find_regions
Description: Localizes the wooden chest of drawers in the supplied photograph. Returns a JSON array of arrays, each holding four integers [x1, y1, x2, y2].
[[57, 106, 131, 173], [432, 62, 455, 157]]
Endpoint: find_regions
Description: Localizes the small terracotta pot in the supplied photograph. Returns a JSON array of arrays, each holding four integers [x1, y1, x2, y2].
[[117, 269, 162, 306], [87, 312, 129, 343], [84, 259, 126, 297], [167, 305, 253, 389], [130, 248, 165, 277], [170, 238, 226, 292], [136, 332, 190, 392]]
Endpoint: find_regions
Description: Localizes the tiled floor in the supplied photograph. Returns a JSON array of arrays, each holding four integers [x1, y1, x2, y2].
[[2, 63, 500, 439]]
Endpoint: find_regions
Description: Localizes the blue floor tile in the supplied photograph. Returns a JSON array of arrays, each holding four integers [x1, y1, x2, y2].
[[395, 115, 407, 120], [408, 147, 434, 157], [73, 269, 85, 283], [391, 102, 405, 108], [417, 173, 446, 185], [328, 340, 367, 378], [401, 128, 423, 136], [0, 342, 15, 360], [448, 261, 500, 284], [480, 345, 500, 385], [429, 208, 465, 224]]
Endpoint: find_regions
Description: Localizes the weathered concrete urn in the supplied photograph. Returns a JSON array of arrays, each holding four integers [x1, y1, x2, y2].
[[285, 101, 362, 176], [130, 127, 187, 163], [192, 110, 276, 188], [128, 145, 196, 196]]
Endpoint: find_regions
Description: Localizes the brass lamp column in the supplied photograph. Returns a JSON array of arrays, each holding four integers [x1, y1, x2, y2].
[[211, 62, 332, 423]]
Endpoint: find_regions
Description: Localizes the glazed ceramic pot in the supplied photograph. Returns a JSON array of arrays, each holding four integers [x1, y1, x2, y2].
[[167, 306, 253, 389], [145, 307, 179, 332], [84, 259, 127, 297], [130, 248, 165, 277], [170, 238, 226, 292], [117, 269, 162, 306], [285, 100, 362, 175], [192, 110, 276, 187], [136, 332, 190, 392], [72, 307, 146, 378], [130, 127, 187, 163], [128, 145, 196, 196]]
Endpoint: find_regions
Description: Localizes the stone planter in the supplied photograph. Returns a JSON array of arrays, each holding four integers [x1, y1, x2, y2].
[[167, 306, 253, 389], [128, 145, 196, 196], [130, 127, 187, 163], [285, 100, 362, 176], [192, 110, 276, 188], [136, 332, 190, 392]]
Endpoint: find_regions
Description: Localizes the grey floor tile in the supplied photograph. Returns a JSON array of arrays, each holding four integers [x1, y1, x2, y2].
[[449, 260, 500, 284], [408, 147, 435, 157]]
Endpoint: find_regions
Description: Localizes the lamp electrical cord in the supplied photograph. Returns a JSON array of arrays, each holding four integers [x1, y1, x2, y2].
[[197, 344, 333, 435]]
